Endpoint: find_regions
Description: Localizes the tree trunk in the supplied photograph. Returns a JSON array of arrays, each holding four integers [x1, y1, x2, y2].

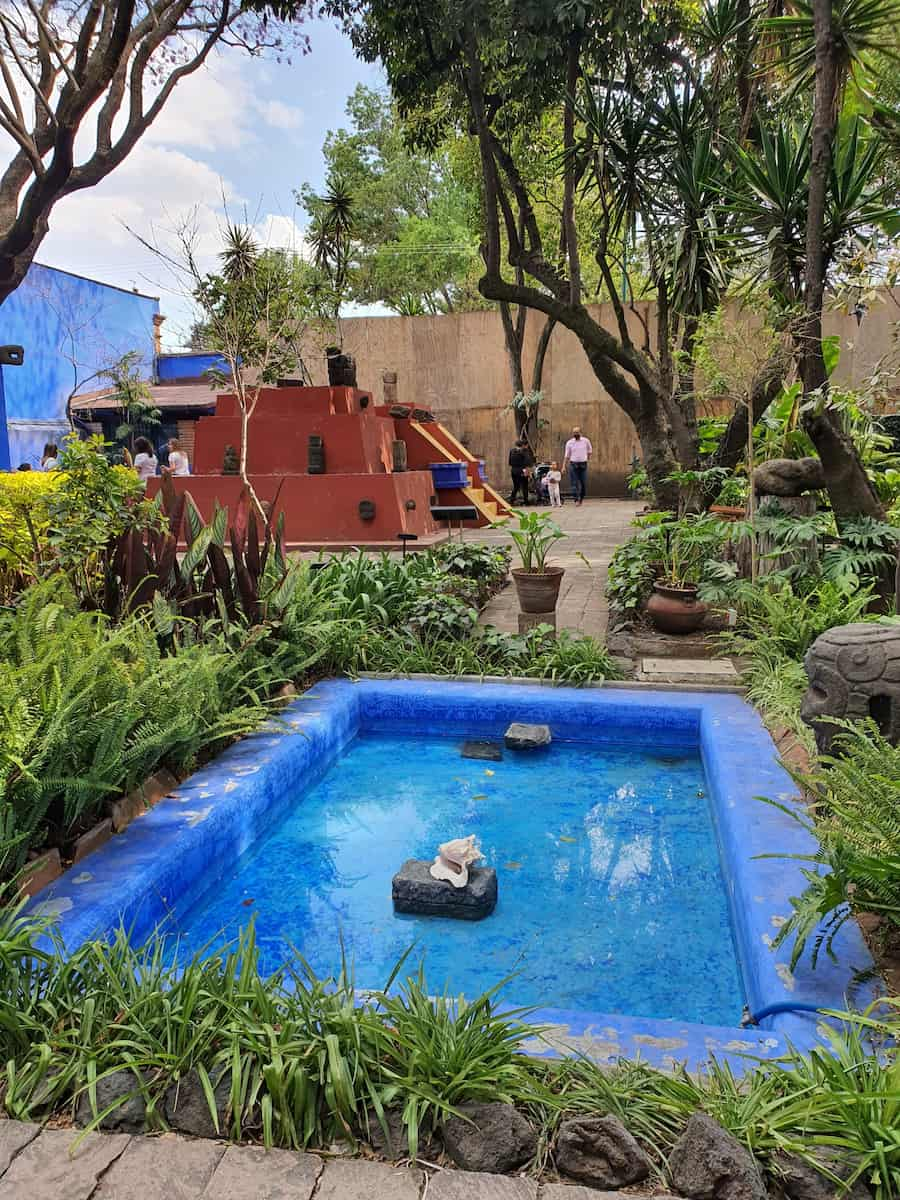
[[0, 219, 47, 305], [799, 0, 884, 527], [532, 316, 556, 393]]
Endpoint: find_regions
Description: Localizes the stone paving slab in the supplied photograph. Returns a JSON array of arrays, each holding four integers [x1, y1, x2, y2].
[[428, 1171, 537, 1200], [316, 1157, 423, 1200], [0, 1119, 39, 1174], [92, 1132, 224, 1200], [471, 500, 640, 640], [0, 1121, 683, 1200], [201, 1144, 322, 1199], [0, 1127, 130, 1200], [639, 657, 740, 686]]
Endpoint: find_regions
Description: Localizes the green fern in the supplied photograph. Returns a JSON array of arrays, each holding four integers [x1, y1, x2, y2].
[[764, 720, 900, 968], [0, 579, 281, 879]]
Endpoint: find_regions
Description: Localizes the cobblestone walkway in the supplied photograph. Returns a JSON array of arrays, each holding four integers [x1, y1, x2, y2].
[[468, 499, 641, 639], [0, 1121, 622, 1200]]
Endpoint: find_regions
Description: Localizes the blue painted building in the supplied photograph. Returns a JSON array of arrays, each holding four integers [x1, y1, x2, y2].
[[0, 263, 160, 468]]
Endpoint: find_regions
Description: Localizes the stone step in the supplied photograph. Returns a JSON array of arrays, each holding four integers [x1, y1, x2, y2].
[[638, 657, 741, 687]]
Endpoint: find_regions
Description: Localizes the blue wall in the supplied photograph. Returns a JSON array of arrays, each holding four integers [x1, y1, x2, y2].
[[157, 351, 228, 381], [0, 264, 159, 468]]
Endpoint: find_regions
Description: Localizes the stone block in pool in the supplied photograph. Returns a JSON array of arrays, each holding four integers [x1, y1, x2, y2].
[[461, 740, 503, 762], [392, 859, 497, 920], [504, 722, 551, 750]]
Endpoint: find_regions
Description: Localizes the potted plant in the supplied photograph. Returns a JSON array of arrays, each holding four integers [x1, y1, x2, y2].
[[504, 509, 566, 613], [646, 514, 723, 635]]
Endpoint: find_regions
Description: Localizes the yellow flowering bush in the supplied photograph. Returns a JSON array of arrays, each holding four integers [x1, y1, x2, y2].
[[0, 470, 59, 600]]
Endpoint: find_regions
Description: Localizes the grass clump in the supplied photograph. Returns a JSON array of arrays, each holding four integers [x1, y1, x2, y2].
[[2, 907, 899, 1196]]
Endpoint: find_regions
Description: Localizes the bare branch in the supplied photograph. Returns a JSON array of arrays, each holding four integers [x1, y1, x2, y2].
[[0, 0, 299, 303]]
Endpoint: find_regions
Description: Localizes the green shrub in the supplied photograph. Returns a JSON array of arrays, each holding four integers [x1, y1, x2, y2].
[[350, 625, 621, 684], [430, 542, 511, 603], [45, 435, 159, 607], [726, 580, 876, 662]]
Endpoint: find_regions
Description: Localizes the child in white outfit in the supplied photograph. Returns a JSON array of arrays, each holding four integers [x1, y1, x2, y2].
[[546, 461, 562, 507]]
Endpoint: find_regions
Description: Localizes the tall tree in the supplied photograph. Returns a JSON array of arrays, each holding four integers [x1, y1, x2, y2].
[[765, 0, 899, 524], [0, 1, 302, 305], [298, 85, 484, 316], [309, 0, 750, 507]]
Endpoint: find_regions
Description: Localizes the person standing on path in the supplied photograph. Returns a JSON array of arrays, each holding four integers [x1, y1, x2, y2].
[[508, 437, 534, 505], [545, 461, 562, 507], [563, 427, 592, 505]]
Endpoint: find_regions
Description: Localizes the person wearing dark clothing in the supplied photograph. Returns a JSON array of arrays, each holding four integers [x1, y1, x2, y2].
[[508, 439, 534, 505]]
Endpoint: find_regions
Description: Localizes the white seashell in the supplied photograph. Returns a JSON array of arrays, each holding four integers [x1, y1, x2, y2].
[[428, 834, 483, 888], [431, 856, 469, 888]]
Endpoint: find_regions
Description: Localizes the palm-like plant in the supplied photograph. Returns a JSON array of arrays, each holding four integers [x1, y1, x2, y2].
[[309, 175, 355, 293], [730, 122, 810, 300], [761, 0, 900, 98], [730, 116, 898, 302], [220, 223, 260, 283]]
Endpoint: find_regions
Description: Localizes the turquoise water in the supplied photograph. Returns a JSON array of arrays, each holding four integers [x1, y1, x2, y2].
[[169, 732, 745, 1025]]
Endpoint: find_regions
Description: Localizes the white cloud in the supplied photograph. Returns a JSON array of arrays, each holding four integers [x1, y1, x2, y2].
[[253, 212, 308, 252], [143, 58, 255, 151], [141, 54, 305, 151], [39, 144, 244, 342], [31, 48, 309, 347], [257, 99, 304, 132]]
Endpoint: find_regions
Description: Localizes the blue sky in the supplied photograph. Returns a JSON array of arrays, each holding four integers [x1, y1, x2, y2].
[[37, 15, 385, 348]]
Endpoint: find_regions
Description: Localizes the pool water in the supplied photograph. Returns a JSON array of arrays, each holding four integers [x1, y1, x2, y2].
[[169, 732, 745, 1026]]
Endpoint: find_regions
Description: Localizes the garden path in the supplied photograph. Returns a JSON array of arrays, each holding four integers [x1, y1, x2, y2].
[[467, 499, 641, 640], [0, 1120, 644, 1199]]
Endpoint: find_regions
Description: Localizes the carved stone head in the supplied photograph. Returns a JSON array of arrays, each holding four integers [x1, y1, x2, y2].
[[801, 623, 900, 754]]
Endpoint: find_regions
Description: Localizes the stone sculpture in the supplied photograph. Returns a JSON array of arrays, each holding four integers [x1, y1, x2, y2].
[[222, 444, 239, 475], [801, 622, 900, 753], [752, 457, 825, 497], [430, 834, 483, 888]]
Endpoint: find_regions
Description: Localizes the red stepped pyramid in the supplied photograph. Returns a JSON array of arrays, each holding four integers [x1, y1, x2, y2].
[[148, 372, 510, 550]]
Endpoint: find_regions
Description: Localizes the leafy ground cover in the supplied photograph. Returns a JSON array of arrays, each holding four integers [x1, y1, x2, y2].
[[1, 908, 898, 1196]]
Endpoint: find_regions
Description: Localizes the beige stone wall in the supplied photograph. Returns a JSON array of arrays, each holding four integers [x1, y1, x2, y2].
[[301, 294, 899, 496]]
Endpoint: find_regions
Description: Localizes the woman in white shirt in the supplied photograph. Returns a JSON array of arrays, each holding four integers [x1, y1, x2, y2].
[[132, 437, 158, 484], [166, 437, 190, 476], [40, 442, 59, 470]]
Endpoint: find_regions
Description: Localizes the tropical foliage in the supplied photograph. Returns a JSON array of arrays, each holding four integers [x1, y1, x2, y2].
[[769, 720, 900, 970], [0, 458, 619, 879]]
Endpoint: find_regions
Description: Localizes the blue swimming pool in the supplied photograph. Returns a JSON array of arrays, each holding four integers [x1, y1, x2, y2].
[[167, 733, 742, 1026], [29, 679, 878, 1072]]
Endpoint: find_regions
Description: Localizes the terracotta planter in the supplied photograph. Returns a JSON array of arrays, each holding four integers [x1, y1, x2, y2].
[[646, 581, 707, 635], [512, 566, 565, 613]]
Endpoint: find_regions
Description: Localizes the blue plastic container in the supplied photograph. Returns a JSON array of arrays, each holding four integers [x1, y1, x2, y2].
[[478, 459, 486, 481], [429, 461, 468, 489]]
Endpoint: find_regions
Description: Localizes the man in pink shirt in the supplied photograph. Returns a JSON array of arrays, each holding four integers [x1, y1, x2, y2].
[[563, 426, 593, 506]]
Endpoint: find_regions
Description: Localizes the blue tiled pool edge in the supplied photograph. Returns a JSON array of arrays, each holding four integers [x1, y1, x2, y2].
[[28, 679, 879, 1074]]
